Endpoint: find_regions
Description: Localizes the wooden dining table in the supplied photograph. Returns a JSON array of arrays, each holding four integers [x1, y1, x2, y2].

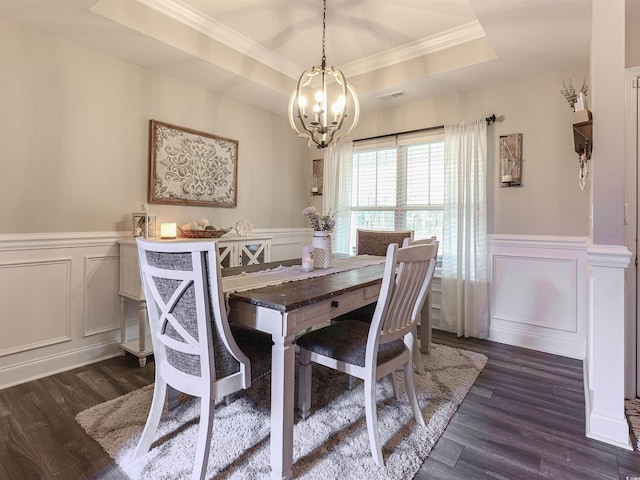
[[222, 257, 386, 480]]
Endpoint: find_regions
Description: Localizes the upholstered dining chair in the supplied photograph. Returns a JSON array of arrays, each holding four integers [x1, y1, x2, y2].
[[334, 229, 415, 326], [356, 228, 414, 256], [402, 236, 439, 374], [133, 238, 272, 480], [297, 242, 437, 466]]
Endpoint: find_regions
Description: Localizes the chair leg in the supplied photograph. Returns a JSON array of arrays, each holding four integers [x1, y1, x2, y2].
[[134, 378, 168, 459], [347, 374, 358, 390], [387, 372, 400, 400], [298, 348, 312, 419], [413, 324, 426, 375], [364, 376, 384, 466], [403, 360, 425, 427], [191, 392, 215, 480], [167, 385, 180, 410]]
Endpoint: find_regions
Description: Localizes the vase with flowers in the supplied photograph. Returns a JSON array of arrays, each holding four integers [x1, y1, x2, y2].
[[303, 206, 335, 268]]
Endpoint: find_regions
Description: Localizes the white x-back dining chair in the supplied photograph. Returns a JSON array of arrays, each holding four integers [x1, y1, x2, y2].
[[297, 242, 437, 466], [133, 238, 272, 480]]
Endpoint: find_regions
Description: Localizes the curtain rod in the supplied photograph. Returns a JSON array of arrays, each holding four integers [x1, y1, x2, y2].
[[353, 114, 496, 144]]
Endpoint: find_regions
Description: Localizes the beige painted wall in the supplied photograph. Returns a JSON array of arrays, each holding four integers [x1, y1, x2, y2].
[[352, 68, 591, 237], [0, 16, 311, 234], [1, 15, 593, 238], [626, 0, 640, 68]]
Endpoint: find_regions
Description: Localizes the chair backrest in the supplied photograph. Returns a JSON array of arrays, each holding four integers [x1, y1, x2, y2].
[[136, 238, 251, 398], [356, 229, 414, 256], [368, 242, 438, 349], [404, 235, 439, 260]]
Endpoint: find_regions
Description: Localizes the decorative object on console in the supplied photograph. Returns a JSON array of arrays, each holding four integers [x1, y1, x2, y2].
[[178, 226, 232, 239], [132, 205, 156, 238], [499, 133, 522, 187], [235, 219, 254, 237], [179, 218, 231, 238], [160, 223, 177, 239], [288, 0, 359, 149], [149, 120, 238, 207]]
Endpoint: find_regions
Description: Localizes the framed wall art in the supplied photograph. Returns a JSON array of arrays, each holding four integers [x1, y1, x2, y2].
[[149, 120, 238, 207]]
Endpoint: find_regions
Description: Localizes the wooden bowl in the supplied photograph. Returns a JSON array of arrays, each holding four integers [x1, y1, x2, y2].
[[177, 226, 232, 238]]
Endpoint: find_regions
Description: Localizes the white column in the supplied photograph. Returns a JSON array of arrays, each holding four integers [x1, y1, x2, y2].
[[586, 244, 632, 450]]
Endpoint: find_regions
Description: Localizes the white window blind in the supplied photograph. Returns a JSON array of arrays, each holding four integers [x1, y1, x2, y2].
[[348, 130, 444, 254]]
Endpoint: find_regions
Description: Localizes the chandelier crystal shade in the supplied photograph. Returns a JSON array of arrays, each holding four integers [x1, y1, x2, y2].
[[288, 0, 359, 149]]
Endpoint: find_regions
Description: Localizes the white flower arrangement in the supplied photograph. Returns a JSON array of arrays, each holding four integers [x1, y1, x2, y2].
[[302, 206, 336, 232], [560, 78, 589, 112]]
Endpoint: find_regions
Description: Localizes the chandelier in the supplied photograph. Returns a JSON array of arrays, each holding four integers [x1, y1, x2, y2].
[[288, 0, 359, 149]]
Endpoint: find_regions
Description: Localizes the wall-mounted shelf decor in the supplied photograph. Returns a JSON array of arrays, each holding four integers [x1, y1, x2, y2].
[[573, 118, 592, 161], [573, 110, 592, 190], [499, 133, 522, 187], [311, 158, 323, 195]]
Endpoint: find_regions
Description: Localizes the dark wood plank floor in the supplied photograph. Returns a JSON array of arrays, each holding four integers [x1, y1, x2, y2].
[[1, 332, 639, 479], [419, 331, 640, 480]]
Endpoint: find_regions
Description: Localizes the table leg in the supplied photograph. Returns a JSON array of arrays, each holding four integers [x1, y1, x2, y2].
[[119, 296, 127, 355], [420, 290, 432, 354], [270, 332, 296, 480], [138, 300, 147, 352]]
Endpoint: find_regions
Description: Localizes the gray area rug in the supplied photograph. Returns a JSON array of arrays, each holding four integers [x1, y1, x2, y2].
[[76, 344, 487, 479]]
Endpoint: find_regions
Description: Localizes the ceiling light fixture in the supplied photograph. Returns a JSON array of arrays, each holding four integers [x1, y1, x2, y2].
[[288, 0, 359, 149]]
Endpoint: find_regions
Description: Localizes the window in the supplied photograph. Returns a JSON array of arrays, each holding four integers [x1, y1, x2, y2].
[[348, 131, 444, 254]]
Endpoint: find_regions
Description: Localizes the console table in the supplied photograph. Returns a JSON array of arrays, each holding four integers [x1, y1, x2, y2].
[[117, 235, 272, 366]]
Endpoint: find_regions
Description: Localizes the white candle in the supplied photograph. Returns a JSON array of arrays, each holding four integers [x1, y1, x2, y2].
[[301, 246, 314, 272], [502, 174, 513, 183], [160, 222, 177, 239]]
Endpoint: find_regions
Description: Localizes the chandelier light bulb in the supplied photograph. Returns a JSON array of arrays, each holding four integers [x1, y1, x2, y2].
[[298, 96, 307, 116]]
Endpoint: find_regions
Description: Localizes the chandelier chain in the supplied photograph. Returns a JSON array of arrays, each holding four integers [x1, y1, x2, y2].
[[321, 0, 326, 67]]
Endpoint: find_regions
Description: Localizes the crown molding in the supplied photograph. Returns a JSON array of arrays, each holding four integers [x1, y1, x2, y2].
[[136, 0, 302, 79], [137, 0, 485, 81], [341, 21, 486, 78]]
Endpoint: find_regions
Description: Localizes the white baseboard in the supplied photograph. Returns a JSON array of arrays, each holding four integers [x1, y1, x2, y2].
[[0, 340, 123, 390]]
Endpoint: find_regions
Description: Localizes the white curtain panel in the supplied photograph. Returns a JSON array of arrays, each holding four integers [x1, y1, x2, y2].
[[324, 141, 353, 254], [441, 119, 489, 338]]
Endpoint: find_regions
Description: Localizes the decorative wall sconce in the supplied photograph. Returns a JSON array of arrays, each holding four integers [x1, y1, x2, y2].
[[499, 133, 522, 187], [132, 205, 156, 238], [160, 222, 177, 239], [311, 158, 323, 195]]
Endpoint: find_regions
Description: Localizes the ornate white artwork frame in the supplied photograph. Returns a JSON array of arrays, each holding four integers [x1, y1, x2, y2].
[[149, 120, 238, 207]]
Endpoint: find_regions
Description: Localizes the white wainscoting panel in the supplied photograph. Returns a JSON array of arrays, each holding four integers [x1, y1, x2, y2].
[[0, 233, 125, 389], [488, 235, 589, 359], [0, 259, 72, 355], [0, 228, 313, 389], [83, 254, 121, 337], [254, 228, 312, 262], [492, 255, 577, 332]]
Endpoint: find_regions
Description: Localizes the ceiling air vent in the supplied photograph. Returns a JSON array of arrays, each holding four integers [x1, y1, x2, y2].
[[376, 90, 407, 101]]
